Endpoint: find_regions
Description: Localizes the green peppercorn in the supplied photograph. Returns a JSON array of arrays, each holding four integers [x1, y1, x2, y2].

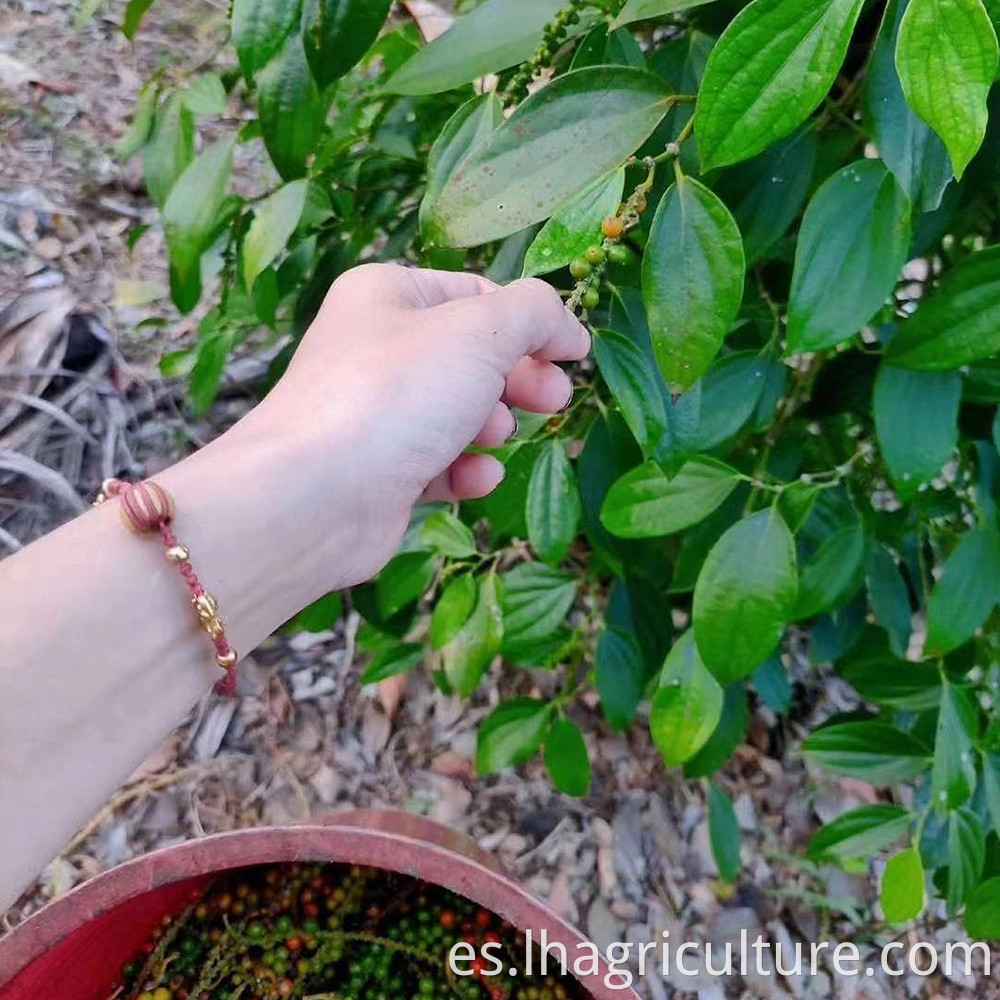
[[607, 244, 633, 266], [584, 245, 605, 266], [582, 287, 600, 310], [569, 258, 592, 279]]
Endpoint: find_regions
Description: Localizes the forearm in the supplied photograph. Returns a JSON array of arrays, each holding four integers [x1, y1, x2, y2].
[[0, 413, 368, 910]]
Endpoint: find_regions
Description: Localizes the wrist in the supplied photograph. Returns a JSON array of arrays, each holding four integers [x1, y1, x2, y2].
[[156, 407, 406, 654]]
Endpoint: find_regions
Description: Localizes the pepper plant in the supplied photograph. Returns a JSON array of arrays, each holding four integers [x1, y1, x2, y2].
[[119, 0, 1000, 933]]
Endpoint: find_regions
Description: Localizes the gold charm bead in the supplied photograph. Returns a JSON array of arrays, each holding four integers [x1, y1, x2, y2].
[[194, 592, 219, 621], [165, 545, 190, 563], [216, 649, 238, 670], [202, 615, 225, 639]]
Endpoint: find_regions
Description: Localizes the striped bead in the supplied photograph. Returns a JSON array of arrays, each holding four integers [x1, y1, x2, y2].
[[118, 481, 175, 533]]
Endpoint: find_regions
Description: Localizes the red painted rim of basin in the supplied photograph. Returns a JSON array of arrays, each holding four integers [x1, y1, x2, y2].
[[0, 813, 639, 1000]]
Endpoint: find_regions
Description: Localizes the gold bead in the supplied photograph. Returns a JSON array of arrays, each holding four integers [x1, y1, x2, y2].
[[193, 592, 219, 621], [201, 615, 225, 639], [216, 649, 238, 669], [165, 545, 190, 563]]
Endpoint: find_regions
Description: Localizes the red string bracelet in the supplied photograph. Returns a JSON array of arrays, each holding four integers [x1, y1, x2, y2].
[[93, 478, 238, 695]]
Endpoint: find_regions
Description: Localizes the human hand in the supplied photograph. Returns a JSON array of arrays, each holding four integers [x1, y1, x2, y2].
[[235, 263, 590, 591]]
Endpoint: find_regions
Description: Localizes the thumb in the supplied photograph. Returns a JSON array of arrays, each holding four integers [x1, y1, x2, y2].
[[431, 278, 590, 369]]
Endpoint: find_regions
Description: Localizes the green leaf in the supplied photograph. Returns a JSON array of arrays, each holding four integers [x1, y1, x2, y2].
[[966, 877, 1000, 939], [302, 0, 393, 88], [795, 521, 866, 620], [431, 572, 477, 650], [865, 0, 953, 213], [776, 481, 821, 535], [984, 752, 1000, 834], [888, 246, 1000, 369], [874, 366, 961, 499], [242, 180, 309, 291], [866, 547, 913, 658], [642, 174, 745, 393], [419, 510, 477, 559], [288, 591, 343, 633], [188, 329, 235, 415], [693, 509, 798, 683], [601, 458, 742, 539], [802, 722, 929, 783], [500, 563, 576, 663], [880, 848, 926, 923], [612, 0, 716, 28], [376, 550, 436, 619], [840, 655, 942, 712], [231, 0, 301, 77], [787, 160, 911, 354], [669, 352, 780, 456], [808, 805, 912, 861], [694, 0, 866, 171], [476, 697, 553, 774], [544, 717, 591, 797], [596, 626, 648, 732], [592, 329, 668, 457], [925, 527, 1000, 655], [570, 24, 645, 70], [122, 0, 156, 38], [722, 128, 818, 264], [116, 81, 157, 159], [650, 631, 724, 767], [526, 441, 581, 565], [895, 0, 999, 179], [142, 93, 194, 208], [162, 136, 234, 314], [424, 67, 673, 247], [258, 30, 326, 180], [385, 0, 565, 95], [522, 170, 625, 278], [421, 94, 503, 238], [182, 74, 227, 116], [947, 808, 986, 914], [684, 683, 749, 777], [442, 573, 503, 696], [931, 681, 979, 810], [360, 642, 424, 684], [752, 657, 791, 714], [707, 783, 741, 883]]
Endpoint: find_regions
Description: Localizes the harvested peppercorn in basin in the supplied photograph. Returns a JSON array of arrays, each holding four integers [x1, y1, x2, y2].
[[0, 820, 631, 1000], [116, 863, 580, 1000]]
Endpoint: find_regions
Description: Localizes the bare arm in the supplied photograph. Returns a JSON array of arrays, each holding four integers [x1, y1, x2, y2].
[[0, 264, 589, 910]]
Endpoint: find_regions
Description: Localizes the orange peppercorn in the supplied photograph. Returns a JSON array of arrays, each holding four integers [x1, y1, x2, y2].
[[602, 215, 623, 238]]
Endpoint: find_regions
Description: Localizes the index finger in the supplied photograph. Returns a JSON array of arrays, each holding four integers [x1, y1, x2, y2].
[[436, 277, 591, 368]]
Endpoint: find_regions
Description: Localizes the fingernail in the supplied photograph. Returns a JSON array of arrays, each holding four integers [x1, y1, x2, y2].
[[561, 382, 575, 411], [507, 413, 519, 441]]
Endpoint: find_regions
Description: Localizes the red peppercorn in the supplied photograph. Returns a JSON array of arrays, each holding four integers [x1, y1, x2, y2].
[[304, 902, 320, 918], [285, 937, 301, 952], [484, 931, 501, 944], [439, 909, 457, 929], [472, 958, 486, 978], [475, 909, 491, 929]]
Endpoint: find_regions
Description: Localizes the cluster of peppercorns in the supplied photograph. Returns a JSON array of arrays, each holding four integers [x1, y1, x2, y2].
[[504, 0, 587, 105], [116, 863, 580, 1000], [566, 168, 651, 318]]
